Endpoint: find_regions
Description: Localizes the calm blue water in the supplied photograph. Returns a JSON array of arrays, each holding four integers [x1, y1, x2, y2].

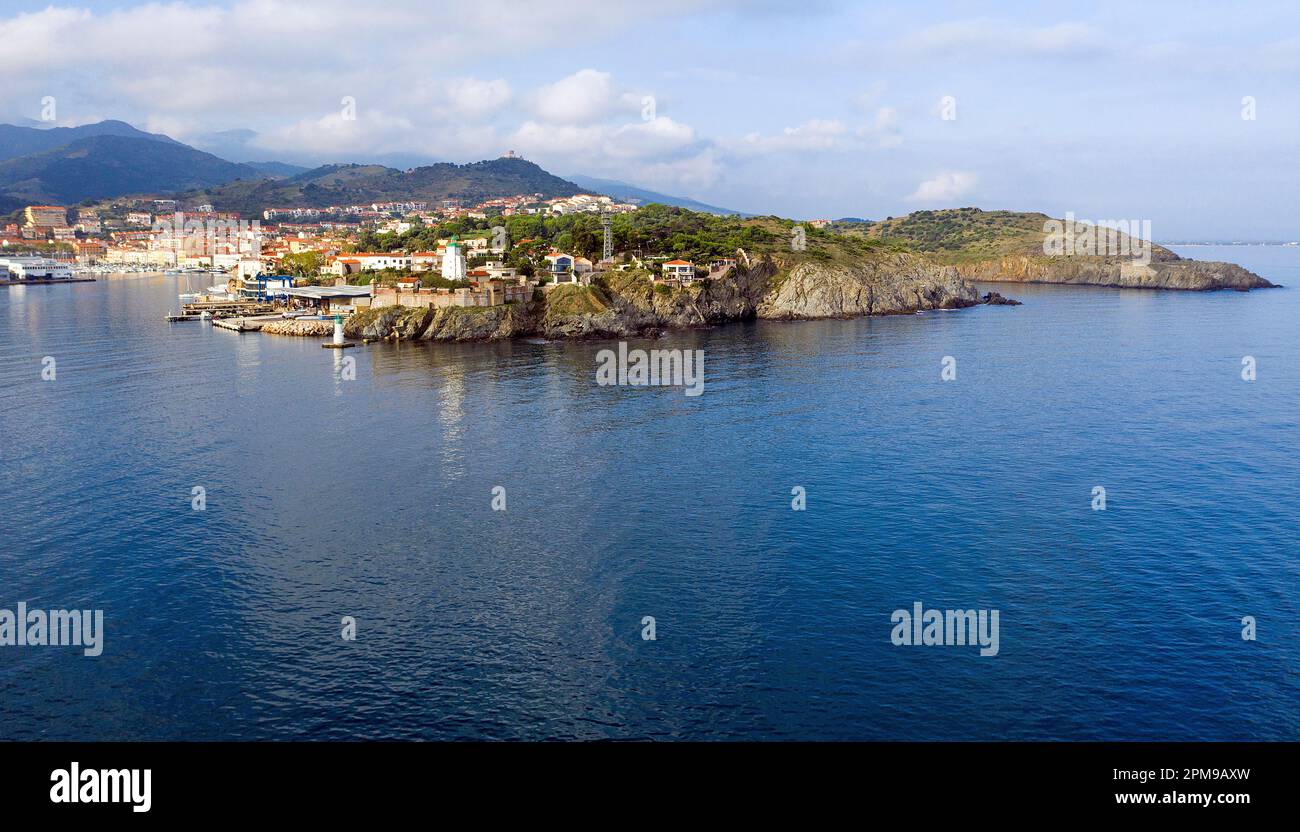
[[1, 246, 1296, 741]]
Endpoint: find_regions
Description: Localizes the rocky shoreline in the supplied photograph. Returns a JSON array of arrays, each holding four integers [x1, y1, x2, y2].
[[263, 248, 1270, 344], [952, 254, 1277, 291], [340, 253, 1015, 343]]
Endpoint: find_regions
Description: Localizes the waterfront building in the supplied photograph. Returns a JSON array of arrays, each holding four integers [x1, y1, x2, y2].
[[661, 259, 697, 283], [75, 240, 108, 263], [0, 256, 74, 281], [237, 274, 294, 301], [283, 284, 372, 314]]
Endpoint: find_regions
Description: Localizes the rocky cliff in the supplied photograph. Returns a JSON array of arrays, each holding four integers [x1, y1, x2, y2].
[[758, 254, 980, 318], [343, 253, 997, 343]]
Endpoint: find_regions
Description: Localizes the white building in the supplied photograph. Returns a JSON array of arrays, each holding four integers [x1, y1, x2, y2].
[[329, 253, 414, 276], [238, 274, 294, 301], [483, 260, 517, 280], [237, 258, 265, 280], [441, 237, 466, 282], [0, 256, 73, 281], [544, 252, 576, 284], [661, 259, 697, 283], [411, 251, 442, 272]]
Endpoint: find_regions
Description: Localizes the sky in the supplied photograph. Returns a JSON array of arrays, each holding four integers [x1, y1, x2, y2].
[[0, 0, 1297, 238]]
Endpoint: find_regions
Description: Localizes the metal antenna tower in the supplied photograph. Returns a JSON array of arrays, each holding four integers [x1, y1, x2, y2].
[[601, 210, 613, 262]]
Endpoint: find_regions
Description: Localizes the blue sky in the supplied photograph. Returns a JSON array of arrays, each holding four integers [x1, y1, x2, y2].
[[0, 0, 1297, 238]]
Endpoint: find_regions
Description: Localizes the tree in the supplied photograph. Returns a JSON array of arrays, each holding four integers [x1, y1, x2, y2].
[[280, 251, 325, 278]]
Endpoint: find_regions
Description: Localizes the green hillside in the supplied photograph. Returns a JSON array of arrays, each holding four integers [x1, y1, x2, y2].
[[187, 157, 585, 215], [0, 134, 258, 204], [837, 207, 1175, 263]]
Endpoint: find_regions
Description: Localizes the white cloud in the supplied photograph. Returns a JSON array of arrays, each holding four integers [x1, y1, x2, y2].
[[899, 20, 1107, 58], [508, 116, 715, 190], [731, 119, 849, 155], [254, 110, 417, 158], [906, 171, 978, 203], [858, 107, 902, 148], [439, 78, 513, 121], [529, 69, 623, 125]]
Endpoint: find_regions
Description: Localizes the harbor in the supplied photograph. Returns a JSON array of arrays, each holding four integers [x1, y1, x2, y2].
[[165, 280, 373, 339]]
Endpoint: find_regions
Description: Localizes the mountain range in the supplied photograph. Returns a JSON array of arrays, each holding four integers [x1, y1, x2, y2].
[[0, 120, 739, 218], [188, 157, 585, 215], [0, 135, 259, 205], [563, 174, 743, 216], [0, 119, 182, 162]]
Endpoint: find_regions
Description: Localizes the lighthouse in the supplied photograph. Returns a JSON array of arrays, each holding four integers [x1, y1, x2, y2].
[[441, 234, 466, 282]]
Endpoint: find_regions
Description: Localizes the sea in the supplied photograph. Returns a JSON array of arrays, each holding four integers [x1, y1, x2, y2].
[[0, 245, 1296, 740]]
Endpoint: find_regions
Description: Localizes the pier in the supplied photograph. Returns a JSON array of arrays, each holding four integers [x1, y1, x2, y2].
[[1, 277, 96, 286], [167, 298, 277, 323], [212, 315, 286, 332]]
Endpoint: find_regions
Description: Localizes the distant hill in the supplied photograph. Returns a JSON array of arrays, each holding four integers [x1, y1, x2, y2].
[[244, 161, 311, 178], [0, 119, 729, 218], [189, 157, 584, 215], [841, 207, 1178, 263], [565, 174, 744, 216], [0, 119, 181, 163], [0, 134, 260, 204]]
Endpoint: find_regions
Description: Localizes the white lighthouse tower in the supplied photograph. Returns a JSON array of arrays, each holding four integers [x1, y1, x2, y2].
[[441, 235, 466, 282]]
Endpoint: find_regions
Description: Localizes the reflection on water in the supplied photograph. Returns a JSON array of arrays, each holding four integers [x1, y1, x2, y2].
[[0, 252, 1297, 740]]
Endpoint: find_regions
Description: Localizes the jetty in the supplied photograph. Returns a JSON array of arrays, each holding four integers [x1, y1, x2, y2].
[[1, 277, 96, 286], [166, 299, 276, 323], [212, 315, 286, 332], [182, 299, 276, 317]]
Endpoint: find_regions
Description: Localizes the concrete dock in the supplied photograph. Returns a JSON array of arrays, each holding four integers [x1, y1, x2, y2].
[[212, 315, 286, 332]]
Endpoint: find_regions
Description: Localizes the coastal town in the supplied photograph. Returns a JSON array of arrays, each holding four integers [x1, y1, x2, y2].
[[0, 177, 758, 336]]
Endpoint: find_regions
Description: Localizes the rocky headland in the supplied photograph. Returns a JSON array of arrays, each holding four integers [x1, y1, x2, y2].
[[951, 253, 1275, 291], [278, 206, 1274, 344], [343, 252, 1003, 343], [860, 207, 1277, 292]]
